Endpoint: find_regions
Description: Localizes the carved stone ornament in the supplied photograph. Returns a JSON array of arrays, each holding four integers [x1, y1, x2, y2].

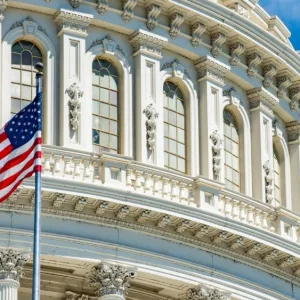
[[190, 22, 206, 48], [195, 58, 229, 84], [54, 9, 93, 35], [246, 52, 262, 78], [289, 86, 300, 111], [207, 289, 228, 300], [211, 32, 226, 58], [210, 130, 223, 179], [169, 13, 184, 39], [223, 87, 240, 107], [0, 249, 30, 281], [69, 0, 82, 8], [97, 0, 109, 15], [0, 0, 8, 16], [263, 160, 274, 204], [143, 103, 159, 151], [229, 3, 249, 18], [87, 262, 137, 297], [65, 83, 84, 131], [286, 121, 300, 142], [229, 42, 245, 67], [186, 286, 208, 300], [122, 0, 137, 22], [146, 4, 161, 31], [10, 16, 48, 37], [277, 74, 292, 98], [129, 30, 167, 57], [161, 59, 189, 79], [263, 64, 278, 88]]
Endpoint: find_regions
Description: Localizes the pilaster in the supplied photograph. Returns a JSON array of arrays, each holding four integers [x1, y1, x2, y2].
[[87, 261, 136, 300], [195, 56, 229, 181], [129, 30, 167, 166], [54, 9, 93, 150], [0, 249, 30, 300], [247, 88, 279, 203], [287, 121, 300, 213]]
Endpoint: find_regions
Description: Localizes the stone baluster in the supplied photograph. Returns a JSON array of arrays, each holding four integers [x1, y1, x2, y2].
[[43, 153, 51, 173], [224, 197, 232, 218], [63, 156, 73, 176], [239, 203, 247, 223], [231, 200, 239, 220], [126, 169, 133, 188], [134, 171, 143, 192], [87, 261, 137, 300], [247, 206, 254, 225], [143, 173, 152, 194], [218, 195, 225, 213], [73, 158, 82, 178], [261, 212, 269, 230], [0, 249, 30, 300], [188, 184, 195, 205], [254, 209, 262, 227], [179, 183, 187, 202], [170, 180, 179, 202], [152, 175, 161, 197], [162, 178, 170, 199], [53, 155, 62, 174]]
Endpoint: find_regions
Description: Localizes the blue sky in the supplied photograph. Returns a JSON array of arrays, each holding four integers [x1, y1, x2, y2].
[[259, 0, 300, 50]]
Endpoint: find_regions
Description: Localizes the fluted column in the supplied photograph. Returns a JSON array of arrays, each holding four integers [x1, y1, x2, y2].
[[0, 249, 30, 300], [87, 261, 137, 300]]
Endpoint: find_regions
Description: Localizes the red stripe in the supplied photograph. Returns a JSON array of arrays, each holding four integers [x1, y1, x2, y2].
[[0, 132, 7, 143], [0, 153, 41, 189], [0, 144, 13, 161], [0, 138, 42, 174], [0, 168, 37, 203]]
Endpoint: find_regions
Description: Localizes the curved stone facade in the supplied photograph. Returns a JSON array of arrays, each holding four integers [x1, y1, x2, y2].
[[0, 0, 300, 299]]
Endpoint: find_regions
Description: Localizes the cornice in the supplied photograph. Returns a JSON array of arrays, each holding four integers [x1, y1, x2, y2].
[[53, 9, 93, 37]]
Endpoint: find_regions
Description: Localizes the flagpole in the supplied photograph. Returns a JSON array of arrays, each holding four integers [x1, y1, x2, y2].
[[32, 62, 43, 300]]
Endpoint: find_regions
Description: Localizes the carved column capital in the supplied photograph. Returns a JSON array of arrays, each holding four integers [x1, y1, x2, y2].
[[195, 57, 229, 85], [87, 262, 136, 298], [0, 249, 30, 282], [289, 83, 300, 111], [54, 9, 93, 36], [129, 29, 167, 58]]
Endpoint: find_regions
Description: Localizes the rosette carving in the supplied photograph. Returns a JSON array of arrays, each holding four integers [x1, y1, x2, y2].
[[190, 22, 206, 48], [146, 4, 161, 31], [143, 103, 159, 151], [229, 42, 245, 66], [211, 32, 226, 58], [247, 53, 262, 77], [87, 262, 136, 297], [169, 13, 184, 39], [0, 249, 30, 281]]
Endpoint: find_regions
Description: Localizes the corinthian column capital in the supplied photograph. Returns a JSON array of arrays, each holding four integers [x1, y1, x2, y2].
[[0, 249, 30, 282], [87, 262, 137, 299]]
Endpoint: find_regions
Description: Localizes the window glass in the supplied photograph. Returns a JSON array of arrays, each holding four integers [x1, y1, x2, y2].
[[11, 41, 42, 116], [163, 82, 186, 173], [224, 110, 240, 191], [92, 59, 119, 153]]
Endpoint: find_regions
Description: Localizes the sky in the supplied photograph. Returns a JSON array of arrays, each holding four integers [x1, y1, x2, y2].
[[259, 0, 300, 50]]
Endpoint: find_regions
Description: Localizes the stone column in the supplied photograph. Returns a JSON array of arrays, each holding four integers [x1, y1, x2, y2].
[[54, 9, 93, 150], [287, 121, 300, 213], [87, 261, 136, 300], [0, 249, 30, 300], [247, 88, 279, 204], [129, 29, 167, 166], [194, 56, 229, 182]]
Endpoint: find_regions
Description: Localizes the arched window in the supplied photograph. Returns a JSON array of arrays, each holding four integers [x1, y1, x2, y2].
[[11, 41, 42, 117], [224, 110, 240, 191], [273, 147, 281, 206], [92, 59, 119, 154], [163, 81, 186, 173]]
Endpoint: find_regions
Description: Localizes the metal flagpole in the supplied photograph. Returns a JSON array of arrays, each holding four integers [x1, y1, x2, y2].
[[32, 62, 43, 300]]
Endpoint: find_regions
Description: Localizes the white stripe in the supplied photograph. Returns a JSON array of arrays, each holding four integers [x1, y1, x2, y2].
[[0, 138, 10, 152], [0, 144, 41, 181], [0, 131, 41, 169], [0, 157, 41, 198]]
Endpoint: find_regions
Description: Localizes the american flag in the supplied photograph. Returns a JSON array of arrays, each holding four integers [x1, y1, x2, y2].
[[0, 92, 42, 203]]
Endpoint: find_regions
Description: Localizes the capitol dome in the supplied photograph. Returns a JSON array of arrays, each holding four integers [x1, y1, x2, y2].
[[0, 0, 300, 299]]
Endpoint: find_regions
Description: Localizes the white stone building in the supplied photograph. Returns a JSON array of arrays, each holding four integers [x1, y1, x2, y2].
[[0, 0, 300, 299]]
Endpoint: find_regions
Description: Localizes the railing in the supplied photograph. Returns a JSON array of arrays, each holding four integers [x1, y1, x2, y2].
[[40, 146, 300, 243]]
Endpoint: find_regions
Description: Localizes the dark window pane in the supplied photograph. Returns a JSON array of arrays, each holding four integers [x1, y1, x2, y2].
[[22, 50, 32, 67]]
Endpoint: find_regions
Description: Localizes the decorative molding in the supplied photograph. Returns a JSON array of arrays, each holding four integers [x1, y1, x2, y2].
[[176, 220, 191, 233], [97, 0, 109, 15], [161, 59, 190, 79], [277, 72, 292, 98], [122, 0, 137, 22], [169, 13, 184, 39], [88, 35, 125, 56], [229, 42, 245, 66], [211, 32, 226, 58], [69, 0, 82, 8], [136, 209, 151, 223], [286, 121, 300, 142], [190, 22, 206, 48], [246, 52, 262, 78], [263, 160, 274, 205], [74, 197, 87, 212], [223, 87, 241, 107], [194, 225, 209, 239], [129, 30, 167, 57], [10, 16, 48, 36], [96, 201, 108, 216], [0, 249, 30, 281], [229, 3, 249, 18], [8, 189, 21, 203], [143, 103, 159, 151], [146, 4, 161, 31], [194, 57, 229, 84], [54, 9, 93, 36], [157, 215, 171, 228], [116, 205, 130, 219], [262, 64, 278, 88], [289, 84, 300, 111], [186, 286, 208, 300], [0, 0, 8, 16], [53, 193, 65, 208], [87, 261, 136, 297], [210, 130, 223, 179], [65, 83, 84, 131]]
